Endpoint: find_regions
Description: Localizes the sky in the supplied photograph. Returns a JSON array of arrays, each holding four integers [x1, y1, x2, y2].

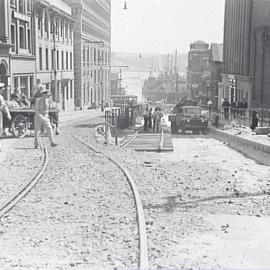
[[111, 0, 225, 54]]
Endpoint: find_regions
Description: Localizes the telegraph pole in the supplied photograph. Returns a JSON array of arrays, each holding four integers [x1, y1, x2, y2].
[[175, 49, 178, 102]]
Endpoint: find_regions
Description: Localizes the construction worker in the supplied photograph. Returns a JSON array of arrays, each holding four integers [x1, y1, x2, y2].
[[34, 86, 57, 148]]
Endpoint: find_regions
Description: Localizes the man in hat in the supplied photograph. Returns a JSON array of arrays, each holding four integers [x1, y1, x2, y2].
[[8, 93, 20, 109], [0, 83, 11, 136], [34, 85, 57, 148]]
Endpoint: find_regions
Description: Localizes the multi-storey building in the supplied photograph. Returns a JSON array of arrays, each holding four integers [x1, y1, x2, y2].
[[66, 0, 111, 110], [187, 40, 211, 102], [0, 0, 35, 100], [34, 0, 75, 111], [223, 0, 270, 108], [209, 43, 223, 108]]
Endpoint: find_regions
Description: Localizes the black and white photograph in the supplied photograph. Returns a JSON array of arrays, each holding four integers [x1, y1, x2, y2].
[[0, 0, 270, 269]]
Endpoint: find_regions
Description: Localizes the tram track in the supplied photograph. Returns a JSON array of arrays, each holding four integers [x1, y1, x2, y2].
[[73, 133, 149, 270], [0, 138, 48, 219]]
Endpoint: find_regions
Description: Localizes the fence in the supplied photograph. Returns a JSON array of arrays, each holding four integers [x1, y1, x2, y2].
[[216, 107, 270, 128]]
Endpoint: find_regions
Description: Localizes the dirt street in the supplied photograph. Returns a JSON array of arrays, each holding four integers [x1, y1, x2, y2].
[[1, 116, 270, 269]]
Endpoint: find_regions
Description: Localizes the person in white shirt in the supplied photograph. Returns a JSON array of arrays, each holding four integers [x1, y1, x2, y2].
[[34, 86, 57, 148]]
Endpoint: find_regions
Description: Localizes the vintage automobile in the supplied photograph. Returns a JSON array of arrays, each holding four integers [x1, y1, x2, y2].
[[169, 105, 208, 134]]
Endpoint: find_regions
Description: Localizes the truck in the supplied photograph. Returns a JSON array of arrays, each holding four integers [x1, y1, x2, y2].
[[168, 97, 208, 134]]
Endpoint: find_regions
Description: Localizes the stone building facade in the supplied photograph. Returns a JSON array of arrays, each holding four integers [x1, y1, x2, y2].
[[34, 0, 75, 111], [187, 40, 211, 103], [66, 0, 111, 110], [209, 43, 223, 108], [0, 0, 35, 100], [223, 0, 270, 108]]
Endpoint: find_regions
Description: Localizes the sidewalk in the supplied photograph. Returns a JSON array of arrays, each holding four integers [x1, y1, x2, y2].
[[209, 123, 270, 166], [216, 119, 270, 147]]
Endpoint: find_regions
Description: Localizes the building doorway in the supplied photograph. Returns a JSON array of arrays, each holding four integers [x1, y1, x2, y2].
[[0, 62, 8, 99]]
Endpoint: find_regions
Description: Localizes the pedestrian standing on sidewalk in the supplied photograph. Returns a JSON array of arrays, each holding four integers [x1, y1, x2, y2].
[[155, 108, 163, 132], [148, 107, 153, 129], [143, 107, 149, 132], [34, 86, 57, 148], [0, 83, 12, 136], [222, 98, 230, 121], [207, 99, 213, 115], [153, 107, 158, 131], [250, 110, 258, 131]]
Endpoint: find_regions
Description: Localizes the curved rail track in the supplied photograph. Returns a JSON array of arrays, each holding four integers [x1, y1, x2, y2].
[[73, 133, 149, 270], [0, 139, 48, 219]]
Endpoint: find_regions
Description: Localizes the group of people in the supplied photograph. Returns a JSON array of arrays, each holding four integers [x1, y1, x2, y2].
[[143, 107, 163, 132], [222, 98, 248, 120], [0, 79, 57, 148], [221, 97, 259, 131]]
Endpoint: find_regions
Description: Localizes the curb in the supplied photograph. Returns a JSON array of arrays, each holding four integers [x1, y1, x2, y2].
[[209, 127, 270, 166]]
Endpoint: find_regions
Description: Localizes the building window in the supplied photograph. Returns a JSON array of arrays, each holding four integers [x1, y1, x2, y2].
[[19, 0, 25, 14], [27, 29, 31, 52], [66, 84, 69, 100], [11, 25, 16, 52], [83, 84, 86, 104], [66, 52, 68, 70], [70, 52, 72, 69], [39, 48, 42, 70], [51, 49, 54, 69], [88, 83, 90, 102], [19, 26, 25, 49], [60, 20, 63, 37], [62, 51, 64, 70], [50, 15, 54, 33], [69, 24, 72, 41], [57, 50, 59, 70], [44, 15, 48, 37], [45, 48, 49, 70], [70, 81, 73, 98], [65, 22, 68, 39], [26, 0, 31, 13], [10, 0, 16, 6], [20, 77, 28, 96]]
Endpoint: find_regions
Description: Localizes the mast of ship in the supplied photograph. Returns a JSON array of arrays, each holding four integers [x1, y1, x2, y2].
[[175, 49, 178, 103]]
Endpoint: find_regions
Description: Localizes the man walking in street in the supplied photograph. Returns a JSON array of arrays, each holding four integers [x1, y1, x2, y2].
[[34, 86, 57, 148], [0, 83, 12, 136]]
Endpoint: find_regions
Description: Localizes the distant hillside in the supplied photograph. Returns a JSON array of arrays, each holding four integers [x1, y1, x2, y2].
[[111, 52, 187, 73]]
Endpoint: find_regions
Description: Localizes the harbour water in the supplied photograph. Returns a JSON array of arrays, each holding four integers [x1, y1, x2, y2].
[[120, 68, 159, 103]]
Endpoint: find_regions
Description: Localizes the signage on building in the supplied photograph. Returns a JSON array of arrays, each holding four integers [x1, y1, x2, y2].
[[13, 11, 30, 22]]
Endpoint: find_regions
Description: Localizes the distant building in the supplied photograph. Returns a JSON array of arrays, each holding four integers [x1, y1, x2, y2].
[[187, 40, 211, 103], [0, 0, 35, 100], [209, 43, 224, 108], [66, 0, 111, 109], [142, 72, 186, 104], [222, 0, 270, 108], [34, 0, 75, 111]]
